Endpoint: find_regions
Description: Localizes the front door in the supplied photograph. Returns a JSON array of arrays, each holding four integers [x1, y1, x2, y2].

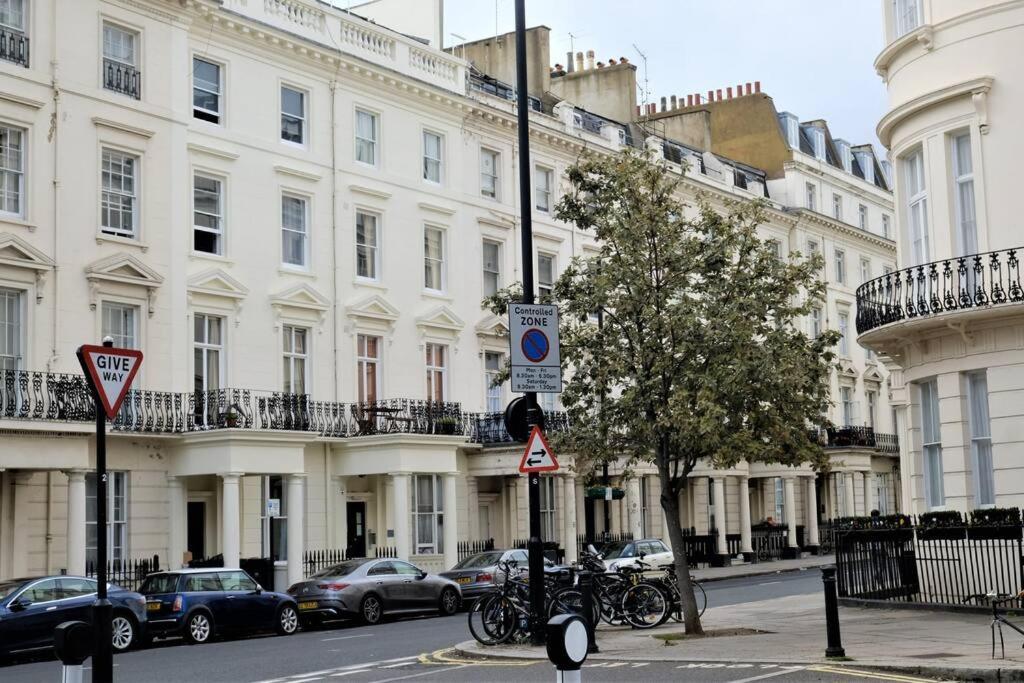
[[347, 501, 366, 558], [187, 501, 206, 561], [478, 504, 492, 543]]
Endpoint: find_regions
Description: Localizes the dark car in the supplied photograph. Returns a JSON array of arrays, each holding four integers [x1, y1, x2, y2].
[[287, 558, 460, 626], [439, 549, 563, 603], [139, 568, 298, 644], [0, 575, 147, 660]]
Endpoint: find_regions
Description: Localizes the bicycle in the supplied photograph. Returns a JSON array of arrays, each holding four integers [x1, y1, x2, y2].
[[963, 591, 1024, 659], [631, 557, 706, 623], [468, 559, 575, 645]]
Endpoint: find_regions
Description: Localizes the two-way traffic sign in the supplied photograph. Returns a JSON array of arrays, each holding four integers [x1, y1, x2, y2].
[[518, 426, 559, 473]]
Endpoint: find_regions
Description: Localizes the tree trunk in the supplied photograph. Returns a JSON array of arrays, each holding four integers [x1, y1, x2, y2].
[[658, 463, 703, 634]]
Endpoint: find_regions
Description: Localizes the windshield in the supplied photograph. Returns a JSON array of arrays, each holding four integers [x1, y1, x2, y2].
[[453, 552, 503, 570], [0, 580, 24, 601], [139, 574, 179, 595], [602, 542, 634, 560], [311, 560, 368, 579]]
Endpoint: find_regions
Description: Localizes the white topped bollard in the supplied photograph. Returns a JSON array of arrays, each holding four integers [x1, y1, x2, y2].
[[546, 614, 589, 683], [53, 621, 92, 683]]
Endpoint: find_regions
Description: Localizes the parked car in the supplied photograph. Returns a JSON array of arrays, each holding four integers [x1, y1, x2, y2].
[[287, 558, 460, 626], [439, 549, 564, 603], [139, 568, 298, 644], [0, 575, 147, 660], [601, 538, 673, 572]]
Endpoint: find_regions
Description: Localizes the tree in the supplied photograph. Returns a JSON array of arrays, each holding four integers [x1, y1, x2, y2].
[[545, 150, 835, 634]]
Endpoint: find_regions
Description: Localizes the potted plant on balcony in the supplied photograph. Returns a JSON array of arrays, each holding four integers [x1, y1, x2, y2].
[[435, 415, 460, 435], [222, 404, 242, 428]]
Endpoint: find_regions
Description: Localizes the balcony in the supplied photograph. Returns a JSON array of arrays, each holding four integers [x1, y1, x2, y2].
[[811, 425, 899, 454], [0, 370, 570, 444], [103, 58, 141, 99], [0, 26, 28, 67], [856, 247, 1024, 336]]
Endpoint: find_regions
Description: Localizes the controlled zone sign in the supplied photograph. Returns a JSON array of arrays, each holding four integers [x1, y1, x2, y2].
[[76, 345, 144, 419], [518, 426, 559, 473], [509, 302, 562, 393]]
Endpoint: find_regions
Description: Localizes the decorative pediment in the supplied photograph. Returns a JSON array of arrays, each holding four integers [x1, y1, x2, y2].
[[863, 365, 885, 384], [270, 283, 330, 331], [345, 293, 400, 324], [84, 252, 163, 316], [0, 232, 54, 301], [837, 360, 859, 380], [416, 305, 464, 351], [187, 268, 249, 300], [475, 314, 509, 341]]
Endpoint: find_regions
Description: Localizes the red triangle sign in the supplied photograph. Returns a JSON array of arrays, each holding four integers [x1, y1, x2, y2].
[[76, 345, 144, 419], [518, 426, 559, 473]]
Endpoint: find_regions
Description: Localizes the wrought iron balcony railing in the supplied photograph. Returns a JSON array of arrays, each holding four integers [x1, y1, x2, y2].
[[103, 58, 141, 99], [856, 247, 1024, 335], [810, 424, 899, 454], [0, 27, 28, 67], [470, 410, 571, 445]]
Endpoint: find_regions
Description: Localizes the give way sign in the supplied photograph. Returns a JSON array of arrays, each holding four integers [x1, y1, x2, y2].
[[77, 345, 144, 419], [518, 426, 559, 473]]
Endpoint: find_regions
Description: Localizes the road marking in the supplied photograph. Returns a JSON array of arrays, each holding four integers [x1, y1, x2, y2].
[[251, 656, 419, 683], [631, 663, 649, 668], [330, 671, 371, 678], [809, 666, 937, 682], [321, 634, 374, 642], [727, 669, 805, 683], [380, 662, 415, 669], [368, 665, 468, 683], [757, 581, 782, 586], [604, 662, 629, 667]]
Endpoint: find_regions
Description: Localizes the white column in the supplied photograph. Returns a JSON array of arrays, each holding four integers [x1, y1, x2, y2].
[[895, 404, 911, 512], [806, 476, 820, 547], [442, 473, 458, 571], [783, 476, 798, 548], [865, 470, 876, 514], [166, 474, 185, 570], [738, 475, 753, 556], [467, 476, 480, 541], [843, 472, 856, 517], [220, 473, 242, 569], [853, 471, 865, 516], [334, 476, 348, 552], [392, 474, 411, 560], [66, 470, 88, 575], [626, 477, 643, 540], [10, 472, 32, 577], [286, 474, 305, 586], [712, 476, 727, 557], [562, 475, 578, 564]]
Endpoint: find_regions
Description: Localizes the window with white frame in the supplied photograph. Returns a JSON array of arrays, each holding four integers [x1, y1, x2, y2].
[[866, 389, 877, 428], [102, 302, 137, 349], [260, 475, 288, 561], [357, 334, 381, 403], [882, 214, 891, 239], [539, 390, 557, 414], [805, 183, 816, 211], [425, 342, 446, 402], [838, 312, 849, 356], [484, 351, 503, 412], [282, 325, 307, 395], [482, 240, 501, 297], [101, 148, 138, 238], [193, 174, 223, 255], [809, 128, 826, 161], [858, 204, 868, 230], [966, 371, 994, 506], [355, 109, 378, 166], [0, 287, 22, 371], [538, 253, 555, 299], [281, 194, 308, 267], [874, 473, 890, 515], [810, 307, 822, 338], [904, 148, 929, 266], [768, 239, 781, 260], [193, 314, 223, 425], [86, 471, 127, 567], [423, 131, 442, 183], [0, 125, 24, 216], [413, 474, 444, 555], [280, 86, 306, 145], [355, 211, 379, 280], [192, 58, 222, 124], [535, 165, 552, 212], [860, 258, 871, 285], [832, 193, 842, 221], [640, 477, 649, 537], [834, 248, 846, 284], [774, 477, 785, 523], [424, 226, 445, 292], [539, 476, 556, 540], [840, 386, 855, 425], [0, 0, 25, 33], [102, 23, 138, 98], [951, 132, 977, 256], [893, 0, 922, 38], [480, 148, 499, 199], [920, 379, 944, 509]]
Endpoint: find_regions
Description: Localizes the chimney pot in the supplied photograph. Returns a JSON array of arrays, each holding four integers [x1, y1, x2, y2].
[[586, 50, 595, 70], [597, 61, 604, 68], [567, 51, 575, 73], [745, 82, 752, 95], [575, 52, 584, 71], [707, 89, 714, 102], [636, 105, 641, 117], [736, 83, 743, 96], [726, 87, 733, 99], [716, 88, 723, 101], [648, 103, 656, 115], [620, 56, 628, 63], [660, 96, 667, 112], [687, 94, 693, 107], [670, 95, 677, 109], [608, 58, 616, 65], [754, 80, 761, 93]]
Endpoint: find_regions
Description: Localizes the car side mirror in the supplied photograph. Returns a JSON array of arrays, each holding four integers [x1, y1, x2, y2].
[[417, 571, 428, 580], [252, 586, 263, 595], [639, 552, 646, 560], [9, 599, 30, 612]]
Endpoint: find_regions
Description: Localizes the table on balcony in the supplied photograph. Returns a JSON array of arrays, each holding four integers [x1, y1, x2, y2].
[[355, 405, 412, 436]]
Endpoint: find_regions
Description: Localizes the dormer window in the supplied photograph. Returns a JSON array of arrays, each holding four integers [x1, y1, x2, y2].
[[777, 112, 799, 149], [855, 151, 875, 184], [809, 128, 826, 161], [835, 140, 852, 173], [572, 112, 583, 129]]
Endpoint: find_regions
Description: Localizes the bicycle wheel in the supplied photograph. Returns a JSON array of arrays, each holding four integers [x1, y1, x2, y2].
[[694, 581, 707, 617], [547, 587, 601, 626], [621, 582, 667, 629], [468, 594, 516, 645]]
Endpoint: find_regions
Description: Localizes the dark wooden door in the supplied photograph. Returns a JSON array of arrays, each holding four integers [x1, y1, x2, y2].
[[187, 501, 206, 560], [346, 502, 366, 558]]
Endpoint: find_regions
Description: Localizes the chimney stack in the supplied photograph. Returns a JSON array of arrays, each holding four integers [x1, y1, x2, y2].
[[687, 94, 693, 107], [575, 51, 584, 72], [726, 86, 733, 99], [567, 51, 575, 73], [754, 80, 761, 93], [660, 96, 667, 112], [586, 50, 595, 70], [636, 105, 641, 117], [670, 95, 677, 109], [745, 82, 752, 95], [707, 89, 714, 102]]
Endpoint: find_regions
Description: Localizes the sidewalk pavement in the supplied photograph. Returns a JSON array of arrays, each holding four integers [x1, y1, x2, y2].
[[691, 554, 835, 582], [458, 591, 1024, 681]]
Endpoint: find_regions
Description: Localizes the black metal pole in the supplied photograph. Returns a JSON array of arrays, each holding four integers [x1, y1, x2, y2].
[[513, 0, 545, 647], [92, 338, 114, 683], [822, 565, 845, 658], [579, 569, 598, 654]]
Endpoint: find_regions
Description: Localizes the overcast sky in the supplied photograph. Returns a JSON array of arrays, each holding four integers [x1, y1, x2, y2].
[[443, 0, 889, 153]]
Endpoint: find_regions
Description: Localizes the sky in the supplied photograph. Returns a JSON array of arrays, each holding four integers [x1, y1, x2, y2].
[[442, 0, 890, 153]]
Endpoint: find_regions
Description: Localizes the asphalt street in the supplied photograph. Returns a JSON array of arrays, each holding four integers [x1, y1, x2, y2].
[[0, 569, 939, 683]]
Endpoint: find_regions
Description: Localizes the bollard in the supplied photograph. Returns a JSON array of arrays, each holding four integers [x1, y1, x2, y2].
[[546, 614, 589, 683], [53, 621, 93, 683], [821, 565, 846, 658], [578, 569, 599, 654]]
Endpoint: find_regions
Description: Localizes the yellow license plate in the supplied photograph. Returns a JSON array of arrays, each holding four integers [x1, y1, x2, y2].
[[456, 577, 472, 585], [146, 602, 161, 612], [298, 601, 318, 610]]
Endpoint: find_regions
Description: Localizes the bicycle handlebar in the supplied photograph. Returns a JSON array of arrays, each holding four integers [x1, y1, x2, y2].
[[962, 592, 1023, 605]]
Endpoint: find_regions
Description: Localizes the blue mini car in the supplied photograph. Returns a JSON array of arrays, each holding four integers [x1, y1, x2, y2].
[[139, 568, 298, 644], [0, 575, 147, 660]]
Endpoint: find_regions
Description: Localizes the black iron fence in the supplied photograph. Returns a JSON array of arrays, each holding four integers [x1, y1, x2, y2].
[[85, 554, 160, 592], [751, 524, 790, 561], [304, 549, 349, 577], [0, 26, 28, 67], [457, 539, 495, 562], [471, 410, 571, 445], [856, 246, 1024, 335], [103, 58, 141, 99]]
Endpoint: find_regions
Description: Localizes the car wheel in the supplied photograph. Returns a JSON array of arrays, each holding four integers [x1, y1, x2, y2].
[[277, 604, 299, 635], [185, 611, 213, 644], [360, 595, 383, 625], [439, 588, 459, 616], [111, 612, 137, 652]]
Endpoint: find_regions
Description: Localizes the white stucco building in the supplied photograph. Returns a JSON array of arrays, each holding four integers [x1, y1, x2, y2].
[[859, 0, 1024, 514]]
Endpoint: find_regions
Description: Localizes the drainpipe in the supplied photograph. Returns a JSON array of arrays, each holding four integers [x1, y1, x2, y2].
[[47, 2, 61, 371], [329, 80, 339, 402], [45, 471, 54, 573]]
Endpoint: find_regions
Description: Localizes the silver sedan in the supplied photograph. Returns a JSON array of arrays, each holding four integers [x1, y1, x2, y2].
[[287, 558, 461, 626]]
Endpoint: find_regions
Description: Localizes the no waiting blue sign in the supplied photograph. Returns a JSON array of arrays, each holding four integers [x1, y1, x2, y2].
[[509, 303, 561, 394]]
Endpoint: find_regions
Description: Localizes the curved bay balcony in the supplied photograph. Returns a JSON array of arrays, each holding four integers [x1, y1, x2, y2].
[[856, 247, 1024, 338]]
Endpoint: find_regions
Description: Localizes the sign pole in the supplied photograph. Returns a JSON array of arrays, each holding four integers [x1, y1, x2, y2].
[[513, 0, 545, 646], [92, 338, 113, 683]]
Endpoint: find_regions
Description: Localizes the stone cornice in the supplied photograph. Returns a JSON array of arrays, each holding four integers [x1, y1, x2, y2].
[[790, 208, 897, 253], [877, 77, 993, 147]]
